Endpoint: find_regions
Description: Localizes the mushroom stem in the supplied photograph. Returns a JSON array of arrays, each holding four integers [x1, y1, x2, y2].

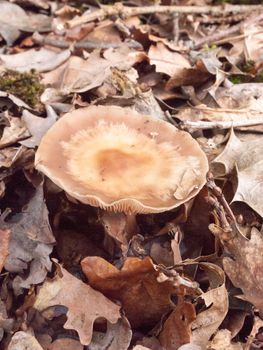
[[99, 209, 139, 245], [125, 213, 139, 239]]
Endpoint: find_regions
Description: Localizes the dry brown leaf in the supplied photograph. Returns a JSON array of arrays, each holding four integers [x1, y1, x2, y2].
[[213, 129, 263, 216], [0, 48, 70, 73], [159, 300, 196, 349], [244, 24, 263, 63], [0, 1, 51, 45], [20, 106, 57, 148], [47, 338, 83, 350], [0, 229, 10, 272], [190, 263, 228, 348], [0, 299, 14, 342], [89, 316, 132, 350], [34, 264, 121, 346], [42, 47, 142, 94], [81, 256, 180, 328], [148, 42, 191, 77], [166, 67, 211, 89], [0, 91, 31, 109], [178, 345, 202, 350], [207, 329, 243, 350], [0, 112, 29, 149], [3, 185, 55, 290], [245, 316, 263, 349], [8, 331, 44, 350], [177, 83, 263, 125], [217, 226, 263, 316]]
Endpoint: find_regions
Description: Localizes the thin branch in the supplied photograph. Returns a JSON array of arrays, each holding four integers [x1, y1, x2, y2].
[[32, 32, 142, 50], [66, 3, 262, 28], [179, 116, 263, 130], [194, 11, 263, 49]]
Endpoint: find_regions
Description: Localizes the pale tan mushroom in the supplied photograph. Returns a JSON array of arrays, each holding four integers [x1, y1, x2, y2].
[[35, 105, 208, 237]]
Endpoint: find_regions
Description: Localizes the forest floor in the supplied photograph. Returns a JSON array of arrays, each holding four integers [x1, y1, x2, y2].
[[0, 0, 263, 349]]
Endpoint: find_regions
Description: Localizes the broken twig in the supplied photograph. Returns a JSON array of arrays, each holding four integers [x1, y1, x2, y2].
[[66, 3, 262, 28], [194, 11, 263, 49], [179, 116, 263, 130], [32, 32, 142, 50]]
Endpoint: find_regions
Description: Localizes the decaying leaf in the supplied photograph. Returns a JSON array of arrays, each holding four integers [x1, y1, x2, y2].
[[41, 47, 142, 94], [0, 1, 51, 45], [244, 24, 263, 63], [20, 106, 57, 148], [190, 263, 228, 348], [0, 229, 10, 272], [3, 185, 55, 290], [34, 264, 121, 345], [81, 256, 183, 328], [213, 129, 263, 216], [207, 329, 243, 350], [89, 316, 132, 350], [217, 226, 263, 316], [47, 338, 83, 350], [148, 42, 191, 77], [0, 112, 29, 149], [8, 331, 44, 350], [159, 300, 196, 349], [177, 83, 263, 125], [0, 48, 70, 73]]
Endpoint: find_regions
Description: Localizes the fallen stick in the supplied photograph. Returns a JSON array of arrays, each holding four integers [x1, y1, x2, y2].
[[66, 3, 262, 28], [194, 11, 263, 49], [32, 32, 142, 50], [180, 116, 263, 130]]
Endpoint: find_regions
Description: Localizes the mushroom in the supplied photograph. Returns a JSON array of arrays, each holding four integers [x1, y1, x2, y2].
[[35, 105, 208, 239]]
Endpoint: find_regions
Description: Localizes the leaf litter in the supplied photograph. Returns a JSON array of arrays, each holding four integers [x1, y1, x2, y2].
[[0, 0, 263, 349]]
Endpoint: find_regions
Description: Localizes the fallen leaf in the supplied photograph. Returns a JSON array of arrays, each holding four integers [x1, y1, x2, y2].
[[8, 331, 44, 350], [244, 24, 263, 63], [20, 106, 57, 148], [0, 112, 29, 149], [0, 299, 14, 342], [0, 91, 31, 109], [41, 46, 142, 94], [190, 263, 228, 348], [89, 316, 132, 350], [159, 299, 196, 349], [0, 1, 51, 45], [3, 185, 55, 290], [0, 229, 10, 272], [47, 338, 83, 350], [148, 42, 191, 77], [81, 256, 180, 328], [0, 48, 70, 73], [207, 329, 243, 350], [177, 83, 263, 126], [218, 226, 263, 316], [34, 264, 121, 345], [213, 129, 263, 217]]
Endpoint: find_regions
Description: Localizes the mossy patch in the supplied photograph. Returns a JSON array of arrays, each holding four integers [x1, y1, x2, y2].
[[0, 70, 44, 108]]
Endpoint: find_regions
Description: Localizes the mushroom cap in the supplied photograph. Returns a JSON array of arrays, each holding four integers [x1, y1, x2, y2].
[[35, 105, 208, 214]]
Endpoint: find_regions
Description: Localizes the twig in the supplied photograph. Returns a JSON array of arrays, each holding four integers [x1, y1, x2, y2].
[[32, 32, 142, 50], [194, 11, 263, 49], [207, 176, 236, 224], [206, 175, 245, 242], [179, 116, 263, 130], [66, 3, 262, 28]]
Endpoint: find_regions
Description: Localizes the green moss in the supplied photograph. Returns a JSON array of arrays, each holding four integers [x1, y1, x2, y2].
[[0, 70, 44, 108], [202, 43, 218, 52], [229, 75, 244, 84], [255, 71, 263, 83]]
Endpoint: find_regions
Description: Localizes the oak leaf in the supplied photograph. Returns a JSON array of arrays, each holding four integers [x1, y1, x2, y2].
[[81, 256, 181, 328], [213, 129, 263, 216], [34, 264, 121, 345]]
